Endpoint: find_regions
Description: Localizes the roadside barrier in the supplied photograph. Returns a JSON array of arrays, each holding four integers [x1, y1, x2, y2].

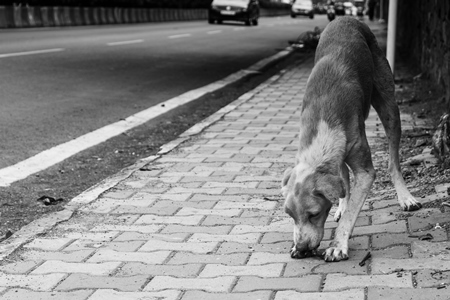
[[0, 6, 287, 29]]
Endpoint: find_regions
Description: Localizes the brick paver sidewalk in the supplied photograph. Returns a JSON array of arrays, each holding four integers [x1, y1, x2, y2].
[[1, 22, 450, 300]]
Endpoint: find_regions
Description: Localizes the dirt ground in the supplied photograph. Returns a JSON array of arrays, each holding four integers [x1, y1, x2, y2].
[[370, 59, 450, 210]]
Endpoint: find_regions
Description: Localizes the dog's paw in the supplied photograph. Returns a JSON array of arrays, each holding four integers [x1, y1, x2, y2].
[[324, 245, 349, 262], [400, 196, 422, 211], [290, 246, 316, 259], [403, 202, 422, 211], [333, 208, 343, 222]]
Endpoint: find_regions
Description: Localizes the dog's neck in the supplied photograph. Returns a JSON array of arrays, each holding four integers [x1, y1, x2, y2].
[[296, 120, 346, 174]]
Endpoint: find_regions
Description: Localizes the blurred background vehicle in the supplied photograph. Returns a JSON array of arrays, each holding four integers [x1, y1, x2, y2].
[[290, 0, 314, 19], [314, 3, 327, 14], [326, 3, 336, 21], [208, 0, 260, 26], [334, 1, 345, 15], [354, 0, 365, 16], [343, 1, 356, 15]]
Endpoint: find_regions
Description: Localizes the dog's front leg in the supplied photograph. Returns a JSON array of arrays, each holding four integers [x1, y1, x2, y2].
[[325, 161, 375, 262], [334, 163, 350, 222]]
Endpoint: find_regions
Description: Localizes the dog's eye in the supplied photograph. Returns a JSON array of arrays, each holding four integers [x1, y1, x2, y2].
[[312, 190, 325, 199], [309, 211, 320, 219]]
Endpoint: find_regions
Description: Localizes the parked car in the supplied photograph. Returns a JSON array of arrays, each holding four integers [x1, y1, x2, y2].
[[208, 0, 259, 26], [291, 0, 314, 19], [314, 3, 327, 14], [343, 1, 356, 15], [354, 0, 365, 16], [334, 1, 345, 15]]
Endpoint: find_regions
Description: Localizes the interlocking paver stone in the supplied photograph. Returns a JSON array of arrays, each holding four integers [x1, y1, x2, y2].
[[21, 250, 94, 262], [323, 273, 413, 291], [144, 276, 235, 292], [168, 252, 249, 265], [199, 263, 284, 277], [0, 261, 39, 274], [31, 261, 121, 276], [182, 290, 272, 300], [367, 287, 450, 300], [56, 274, 148, 292], [202, 215, 270, 226], [63, 240, 143, 252], [160, 224, 232, 234], [233, 275, 322, 292], [351, 221, 407, 236], [189, 233, 261, 243], [87, 249, 171, 263], [0, 273, 66, 291], [89, 224, 162, 233], [113, 232, 189, 242], [117, 263, 202, 277], [414, 269, 450, 288], [1, 289, 93, 300], [176, 207, 241, 217], [274, 289, 365, 300], [138, 239, 218, 253], [134, 215, 203, 225], [371, 257, 450, 274], [87, 289, 181, 300], [24, 238, 73, 251], [411, 240, 450, 258]]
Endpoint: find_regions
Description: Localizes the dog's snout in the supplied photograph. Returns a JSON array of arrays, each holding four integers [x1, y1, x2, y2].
[[290, 243, 320, 259], [290, 248, 314, 259], [291, 222, 324, 258]]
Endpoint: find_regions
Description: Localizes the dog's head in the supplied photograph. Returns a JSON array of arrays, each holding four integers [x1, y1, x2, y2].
[[281, 163, 345, 258]]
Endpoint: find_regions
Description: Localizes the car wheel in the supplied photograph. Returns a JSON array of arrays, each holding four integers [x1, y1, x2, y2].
[[291, 13, 296, 18], [217, 20, 223, 24], [245, 19, 251, 26], [252, 18, 258, 26], [208, 18, 214, 24], [309, 14, 314, 19]]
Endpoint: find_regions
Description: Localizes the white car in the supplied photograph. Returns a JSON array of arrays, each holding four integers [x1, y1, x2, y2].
[[343, 1, 357, 16], [291, 0, 314, 19]]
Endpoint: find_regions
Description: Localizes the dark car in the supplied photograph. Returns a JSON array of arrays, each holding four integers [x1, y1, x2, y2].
[[334, 1, 345, 15], [354, 0, 365, 16], [208, 0, 259, 26]]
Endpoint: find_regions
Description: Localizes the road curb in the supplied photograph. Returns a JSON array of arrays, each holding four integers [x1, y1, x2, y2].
[[0, 46, 302, 261]]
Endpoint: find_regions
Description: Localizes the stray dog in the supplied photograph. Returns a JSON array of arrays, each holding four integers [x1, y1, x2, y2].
[[281, 17, 422, 262]]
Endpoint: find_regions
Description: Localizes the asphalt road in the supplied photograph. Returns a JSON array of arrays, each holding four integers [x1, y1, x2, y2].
[[0, 15, 328, 236]]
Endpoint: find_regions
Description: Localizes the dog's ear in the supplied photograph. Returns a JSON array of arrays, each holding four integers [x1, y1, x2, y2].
[[281, 167, 293, 197], [313, 173, 345, 204], [281, 168, 293, 187]]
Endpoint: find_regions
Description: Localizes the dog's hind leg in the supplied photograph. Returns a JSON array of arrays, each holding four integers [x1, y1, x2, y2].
[[370, 49, 422, 211], [334, 163, 350, 222]]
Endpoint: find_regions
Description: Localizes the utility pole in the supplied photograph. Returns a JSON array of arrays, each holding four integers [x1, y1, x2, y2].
[[386, 0, 398, 74]]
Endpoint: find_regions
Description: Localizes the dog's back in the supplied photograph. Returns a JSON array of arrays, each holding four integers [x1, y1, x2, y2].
[[301, 17, 382, 138]]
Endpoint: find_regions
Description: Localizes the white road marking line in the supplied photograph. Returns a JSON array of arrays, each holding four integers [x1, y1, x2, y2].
[[0, 48, 65, 59], [168, 33, 191, 39], [107, 39, 144, 46], [0, 47, 294, 187], [207, 30, 222, 35]]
